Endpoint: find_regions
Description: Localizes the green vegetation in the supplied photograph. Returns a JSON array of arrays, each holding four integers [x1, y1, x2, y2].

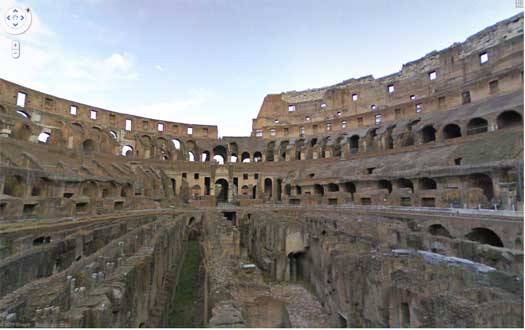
[[168, 240, 203, 327]]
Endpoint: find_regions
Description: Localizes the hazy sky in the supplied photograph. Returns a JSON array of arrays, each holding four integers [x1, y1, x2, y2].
[[0, 0, 522, 136]]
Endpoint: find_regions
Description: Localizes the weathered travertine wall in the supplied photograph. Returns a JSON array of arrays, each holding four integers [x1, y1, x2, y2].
[[240, 210, 523, 327], [0, 13, 523, 328], [0, 212, 199, 327]]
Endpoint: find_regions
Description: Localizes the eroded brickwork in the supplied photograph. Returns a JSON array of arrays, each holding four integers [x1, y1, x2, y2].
[[0, 13, 523, 328]]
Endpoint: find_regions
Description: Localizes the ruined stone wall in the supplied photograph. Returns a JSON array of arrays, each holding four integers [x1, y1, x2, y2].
[[0, 212, 198, 327], [252, 13, 524, 138], [240, 210, 523, 327]]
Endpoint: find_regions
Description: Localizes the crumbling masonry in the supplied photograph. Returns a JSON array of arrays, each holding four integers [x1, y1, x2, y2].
[[0, 13, 523, 328]]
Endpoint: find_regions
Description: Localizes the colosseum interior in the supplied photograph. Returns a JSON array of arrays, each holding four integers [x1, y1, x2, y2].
[[0, 12, 523, 329]]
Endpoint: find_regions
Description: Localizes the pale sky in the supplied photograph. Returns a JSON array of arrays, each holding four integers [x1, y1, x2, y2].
[[0, 0, 522, 136]]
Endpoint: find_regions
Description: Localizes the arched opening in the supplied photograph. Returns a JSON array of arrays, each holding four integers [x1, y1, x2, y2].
[[230, 153, 238, 163], [310, 138, 318, 148], [276, 178, 282, 201], [421, 125, 436, 143], [191, 185, 201, 199], [3, 175, 24, 197], [264, 178, 273, 200], [496, 110, 522, 129], [16, 110, 30, 119], [213, 145, 227, 165], [349, 135, 359, 154], [81, 139, 96, 153], [284, 184, 292, 196], [213, 154, 225, 164], [215, 179, 229, 203], [428, 224, 452, 238], [172, 139, 182, 150], [326, 183, 339, 192], [419, 177, 437, 190], [313, 184, 324, 196], [442, 124, 461, 139], [288, 251, 307, 281], [467, 173, 494, 202], [241, 152, 251, 163], [188, 151, 196, 162], [31, 178, 49, 197], [378, 180, 393, 194], [279, 141, 289, 161], [266, 142, 275, 161], [121, 183, 133, 197], [465, 228, 504, 247], [109, 130, 118, 139], [253, 151, 262, 162], [342, 182, 356, 199], [466, 118, 489, 135], [397, 178, 414, 193], [121, 145, 134, 157], [37, 132, 51, 144], [252, 185, 257, 199], [241, 185, 250, 196], [201, 151, 210, 162]]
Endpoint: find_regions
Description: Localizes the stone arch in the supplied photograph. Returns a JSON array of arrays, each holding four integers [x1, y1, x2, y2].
[[421, 125, 436, 143], [378, 180, 393, 194], [442, 123, 462, 139], [466, 117, 489, 135], [31, 177, 50, 197], [82, 139, 96, 153], [215, 179, 229, 203], [16, 110, 30, 119], [496, 110, 522, 129], [342, 182, 356, 194], [419, 177, 437, 190], [264, 178, 273, 199], [121, 183, 133, 197], [253, 151, 262, 162], [241, 185, 250, 196], [71, 122, 84, 134], [284, 184, 292, 196], [191, 184, 201, 198], [201, 150, 211, 162], [397, 178, 414, 193], [276, 178, 283, 201], [279, 141, 289, 161], [188, 151, 196, 162], [109, 130, 118, 140], [241, 151, 251, 163], [3, 175, 24, 197], [313, 184, 324, 196], [428, 224, 452, 238], [467, 173, 494, 203], [122, 145, 134, 157], [172, 138, 182, 150], [213, 145, 227, 164], [266, 142, 275, 161], [326, 183, 339, 192], [349, 135, 359, 154], [465, 228, 504, 247]]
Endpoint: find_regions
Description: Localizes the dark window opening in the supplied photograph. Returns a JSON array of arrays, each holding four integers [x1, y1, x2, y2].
[[462, 91, 471, 104]]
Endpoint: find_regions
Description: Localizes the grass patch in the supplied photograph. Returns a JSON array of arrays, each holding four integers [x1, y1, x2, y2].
[[168, 240, 203, 327]]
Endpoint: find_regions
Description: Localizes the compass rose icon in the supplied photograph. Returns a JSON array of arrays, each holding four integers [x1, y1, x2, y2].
[[2, 6, 32, 35]]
